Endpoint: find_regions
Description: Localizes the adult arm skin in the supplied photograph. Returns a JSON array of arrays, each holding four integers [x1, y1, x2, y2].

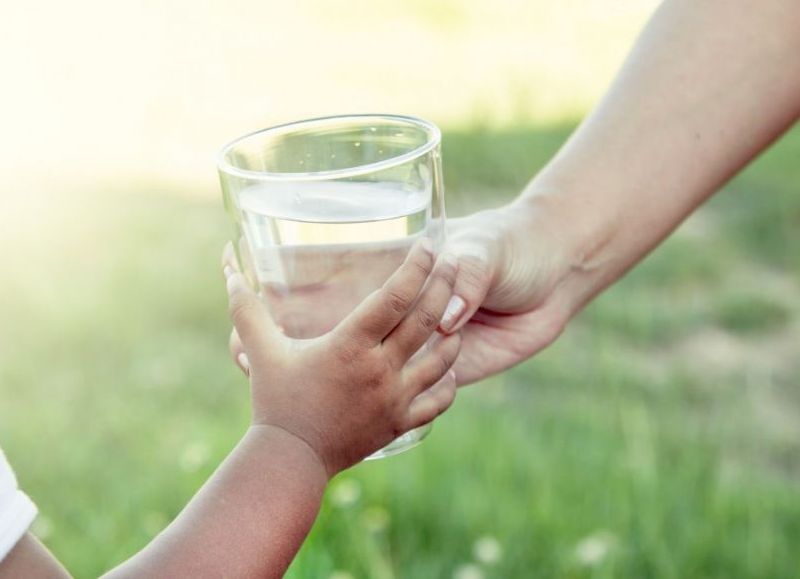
[[441, 0, 800, 385]]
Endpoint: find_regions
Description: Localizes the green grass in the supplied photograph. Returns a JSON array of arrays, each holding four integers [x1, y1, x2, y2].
[[712, 293, 792, 335], [2, 124, 800, 578]]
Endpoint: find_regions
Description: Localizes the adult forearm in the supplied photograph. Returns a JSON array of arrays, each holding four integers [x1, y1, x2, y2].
[[104, 426, 328, 578], [524, 0, 800, 310]]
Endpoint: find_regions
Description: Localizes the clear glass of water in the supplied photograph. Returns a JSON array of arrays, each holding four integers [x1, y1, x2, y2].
[[217, 114, 445, 459]]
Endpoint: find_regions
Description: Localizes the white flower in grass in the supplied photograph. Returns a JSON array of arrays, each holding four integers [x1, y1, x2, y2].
[[31, 515, 54, 541], [453, 563, 484, 579], [360, 505, 390, 533], [330, 478, 361, 508], [143, 357, 180, 389], [179, 441, 210, 472], [473, 535, 502, 565], [574, 530, 617, 567], [329, 571, 354, 579]]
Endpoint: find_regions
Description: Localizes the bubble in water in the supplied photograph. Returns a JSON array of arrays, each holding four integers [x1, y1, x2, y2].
[[369, 127, 377, 132], [354, 142, 361, 147]]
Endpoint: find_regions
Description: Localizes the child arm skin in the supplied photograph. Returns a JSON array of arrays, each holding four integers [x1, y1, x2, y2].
[[1, 241, 459, 579]]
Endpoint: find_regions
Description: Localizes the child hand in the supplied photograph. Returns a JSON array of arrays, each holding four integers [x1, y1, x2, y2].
[[223, 240, 461, 477]]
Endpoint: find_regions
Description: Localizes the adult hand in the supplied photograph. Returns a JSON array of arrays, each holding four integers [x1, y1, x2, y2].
[[439, 196, 582, 386], [226, 195, 584, 387]]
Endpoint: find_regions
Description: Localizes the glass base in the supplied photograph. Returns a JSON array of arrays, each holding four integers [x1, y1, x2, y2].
[[365, 423, 433, 460]]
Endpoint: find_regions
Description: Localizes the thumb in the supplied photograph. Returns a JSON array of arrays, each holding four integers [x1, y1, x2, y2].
[[225, 270, 283, 369], [438, 241, 494, 334]]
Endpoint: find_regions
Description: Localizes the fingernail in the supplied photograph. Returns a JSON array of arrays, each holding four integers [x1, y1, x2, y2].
[[237, 352, 251, 373], [440, 295, 466, 332], [223, 265, 234, 279]]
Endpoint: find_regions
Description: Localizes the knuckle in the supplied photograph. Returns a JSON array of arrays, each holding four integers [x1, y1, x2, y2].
[[427, 336, 459, 379], [437, 354, 452, 379], [410, 252, 434, 277], [333, 340, 361, 366], [442, 345, 459, 369], [415, 306, 440, 331], [228, 295, 258, 326], [436, 263, 458, 288], [341, 348, 388, 390], [363, 371, 385, 391], [385, 289, 413, 315]]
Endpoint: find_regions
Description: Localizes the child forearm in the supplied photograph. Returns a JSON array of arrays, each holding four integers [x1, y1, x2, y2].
[[102, 426, 328, 579], [4, 244, 457, 578], [0, 534, 71, 579]]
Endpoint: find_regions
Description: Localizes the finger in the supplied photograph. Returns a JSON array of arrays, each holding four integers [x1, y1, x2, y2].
[[402, 333, 461, 399], [221, 241, 241, 276], [336, 238, 434, 344], [452, 302, 568, 387], [228, 328, 250, 376], [438, 251, 493, 335], [226, 270, 282, 369], [404, 370, 457, 431], [439, 220, 496, 334], [383, 254, 458, 363]]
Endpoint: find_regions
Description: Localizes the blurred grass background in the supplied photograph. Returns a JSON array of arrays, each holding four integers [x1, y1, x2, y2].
[[2, 1, 800, 578]]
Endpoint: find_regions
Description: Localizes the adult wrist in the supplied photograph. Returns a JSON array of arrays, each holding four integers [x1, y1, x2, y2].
[[521, 175, 615, 265], [511, 172, 621, 314]]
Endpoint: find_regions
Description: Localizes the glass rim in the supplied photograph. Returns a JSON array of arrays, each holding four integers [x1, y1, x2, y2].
[[216, 114, 441, 182]]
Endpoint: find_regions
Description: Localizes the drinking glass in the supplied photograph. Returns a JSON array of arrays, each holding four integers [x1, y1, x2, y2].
[[217, 114, 446, 459]]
